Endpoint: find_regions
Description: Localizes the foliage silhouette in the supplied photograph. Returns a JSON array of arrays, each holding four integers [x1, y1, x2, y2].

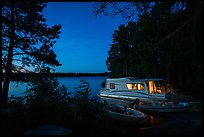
[[73, 79, 105, 124], [2, 2, 62, 104], [2, 77, 106, 135]]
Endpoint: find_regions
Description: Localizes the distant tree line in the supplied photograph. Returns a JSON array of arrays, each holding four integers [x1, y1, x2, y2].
[[2, 72, 109, 82], [94, 2, 202, 94]]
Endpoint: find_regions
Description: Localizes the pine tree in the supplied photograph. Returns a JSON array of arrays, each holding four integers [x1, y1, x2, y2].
[[2, 2, 62, 105]]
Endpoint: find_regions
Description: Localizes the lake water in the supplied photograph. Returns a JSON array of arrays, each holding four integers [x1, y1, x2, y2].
[[6, 76, 108, 97]]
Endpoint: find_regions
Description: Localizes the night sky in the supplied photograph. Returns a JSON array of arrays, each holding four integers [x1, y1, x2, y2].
[[43, 2, 126, 73]]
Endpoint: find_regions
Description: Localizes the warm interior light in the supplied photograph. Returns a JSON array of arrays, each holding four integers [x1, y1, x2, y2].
[[126, 84, 137, 90], [126, 84, 132, 89], [157, 89, 162, 93], [110, 83, 115, 89], [149, 81, 155, 93], [138, 84, 141, 90], [138, 84, 144, 90], [126, 83, 144, 90]]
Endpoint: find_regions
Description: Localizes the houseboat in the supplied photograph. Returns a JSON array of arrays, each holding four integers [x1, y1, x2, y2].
[[98, 77, 173, 106], [98, 77, 194, 112]]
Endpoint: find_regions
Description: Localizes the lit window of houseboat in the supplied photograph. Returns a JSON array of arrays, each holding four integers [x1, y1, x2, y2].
[[147, 80, 167, 94], [110, 83, 115, 89], [126, 83, 144, 90]]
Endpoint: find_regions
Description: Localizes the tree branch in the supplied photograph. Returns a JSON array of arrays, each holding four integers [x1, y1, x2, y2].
[[2, 28, 10, 38], [125, 4, 137, 24], [157, 15, 196, 45], [14, 31, 29, 45], [13, 52, 27, 56], [12, 64, 33, 73], [12, 58, 38, 66]]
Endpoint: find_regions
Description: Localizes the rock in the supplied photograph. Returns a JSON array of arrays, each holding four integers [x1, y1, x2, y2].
[[24, 124, 72, 135]]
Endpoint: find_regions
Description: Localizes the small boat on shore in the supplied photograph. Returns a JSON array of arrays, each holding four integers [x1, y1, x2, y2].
[[105, 104, 148, 122], [132, 101, 191, 113]]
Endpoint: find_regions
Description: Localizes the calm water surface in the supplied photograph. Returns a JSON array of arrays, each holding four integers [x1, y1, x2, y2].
[[6, 76, 108, 97]]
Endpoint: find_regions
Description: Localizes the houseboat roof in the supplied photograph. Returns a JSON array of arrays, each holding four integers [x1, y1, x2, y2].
[[106, 77, 165, 83]]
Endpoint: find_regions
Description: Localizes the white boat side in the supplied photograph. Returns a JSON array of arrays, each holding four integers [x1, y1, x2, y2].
[[99, 77, 170, 103]]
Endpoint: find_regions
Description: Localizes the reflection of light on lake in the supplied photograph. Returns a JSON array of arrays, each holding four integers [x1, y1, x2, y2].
[[140, 115, 159, 130], [148, 115, 157, 125], [139, 115, 155, 131], [149, 115, 154, 121]]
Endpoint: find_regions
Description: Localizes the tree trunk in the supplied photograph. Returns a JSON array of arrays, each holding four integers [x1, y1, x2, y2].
[[178, 65, 182, 88], [2, 3, 15, 106], [166, 68, 170, 84]]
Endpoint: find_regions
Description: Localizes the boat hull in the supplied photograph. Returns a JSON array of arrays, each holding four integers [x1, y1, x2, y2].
[[133, 102, 191, 113], [99, 91, 167, 103], [106, 104, 147, 122], [99, 96, 191, 113]]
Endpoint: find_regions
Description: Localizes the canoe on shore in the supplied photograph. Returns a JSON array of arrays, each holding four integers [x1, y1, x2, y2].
[[106, 104, 148, 123], [132, 101, 191, 113]]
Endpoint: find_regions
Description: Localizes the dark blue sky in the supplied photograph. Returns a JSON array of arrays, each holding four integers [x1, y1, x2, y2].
[[43, 2, 126, 73]]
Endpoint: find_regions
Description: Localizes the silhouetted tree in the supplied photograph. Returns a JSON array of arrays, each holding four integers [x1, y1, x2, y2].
[[93, 2, 202, 95], [92, 2, 153, 23], [2, 2, 62, 105], [73, 79, 104, 123]]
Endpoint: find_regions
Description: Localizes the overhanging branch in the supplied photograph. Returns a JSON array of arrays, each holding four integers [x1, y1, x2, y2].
[[157, 15, 196, 45]]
